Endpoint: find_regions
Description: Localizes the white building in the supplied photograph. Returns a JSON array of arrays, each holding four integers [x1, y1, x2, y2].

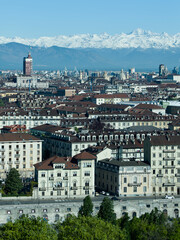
[[144, 135, 180, 196], [0, 133, 42, 179], [34, 151, 96, 199]]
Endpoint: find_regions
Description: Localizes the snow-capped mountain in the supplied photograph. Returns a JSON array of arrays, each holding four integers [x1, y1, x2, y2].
[[0, 29, 180, 49]]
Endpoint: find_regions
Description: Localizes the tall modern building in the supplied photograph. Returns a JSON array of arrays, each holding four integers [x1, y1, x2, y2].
[[23, 53, 32, 76]]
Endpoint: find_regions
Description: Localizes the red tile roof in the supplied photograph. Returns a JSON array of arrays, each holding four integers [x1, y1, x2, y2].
[[73, 151, 96, 160], [34, 155, 79, 170]]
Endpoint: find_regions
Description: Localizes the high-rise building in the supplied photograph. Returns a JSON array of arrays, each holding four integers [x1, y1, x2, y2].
[[23, 53, 32, 76], [159, 64, 166, 76]]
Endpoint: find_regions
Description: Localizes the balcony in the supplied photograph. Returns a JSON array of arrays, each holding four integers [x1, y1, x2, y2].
[[83, 186, 90, 190], [163, 183, 175, 187], [163, 149, 175, 153], [163, 157, 175, 161], [14, 154, 20, 158], [49, 177, 54, 181], [163, 165, 175, 169], [39, 187, 46, 191], [71, 187, 78, 190], [74, 148, 79, 151], [0, 149, 5, 152], [63, 176, 68, 180], [53, 186, 64, 190], [128, 183, 142, 187], [175, 174, 180, 177], [14, 161, 20, 165], [157, 174, 163, 177]]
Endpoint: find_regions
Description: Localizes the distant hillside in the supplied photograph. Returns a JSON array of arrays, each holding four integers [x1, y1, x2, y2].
[[0, 42, 180, 71]]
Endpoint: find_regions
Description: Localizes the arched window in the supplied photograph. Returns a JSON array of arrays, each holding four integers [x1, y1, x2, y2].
[[174, 209, 179, 218], [73, 181, 77, 187], [55, 214, 59, 222], [85, 181, 89, 186], [132, 212, 137, 218]]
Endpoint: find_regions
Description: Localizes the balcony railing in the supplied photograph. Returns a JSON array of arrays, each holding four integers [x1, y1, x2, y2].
[[163, 165, 175, 169], [163, 149, 175, 153], [71, 187, 78, 190], [39, 187, 46, 191], [163, 183, 175, 187], [63, 177, 68, 180], [49, 177, 54, 180], [53, 186, 64, 190], [128, 183, 142, 187], [163, 157, 175, 160], [157, 174, 163, 177]]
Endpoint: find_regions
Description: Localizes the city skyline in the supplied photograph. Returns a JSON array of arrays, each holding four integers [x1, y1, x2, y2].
[[1, 0, 180, 38]]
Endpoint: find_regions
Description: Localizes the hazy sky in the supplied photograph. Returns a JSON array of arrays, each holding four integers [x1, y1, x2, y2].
[[1, 0, 180, 37]]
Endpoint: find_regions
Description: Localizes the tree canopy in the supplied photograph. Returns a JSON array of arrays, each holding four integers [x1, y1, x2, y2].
[[0, 215, 57, 240], [4, 168, 23, 196], [56, 215, 126, 240], [78, 195, 93, 217], [98, 197, 116, 223]]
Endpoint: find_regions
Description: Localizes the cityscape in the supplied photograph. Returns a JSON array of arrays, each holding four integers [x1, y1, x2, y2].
[[1, 0, 180, 238]]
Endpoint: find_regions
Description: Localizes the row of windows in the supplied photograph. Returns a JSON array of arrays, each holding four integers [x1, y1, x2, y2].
[[1, 144, 40, 149], [7, 207, 71, 215], [153, 187, 174, 192]]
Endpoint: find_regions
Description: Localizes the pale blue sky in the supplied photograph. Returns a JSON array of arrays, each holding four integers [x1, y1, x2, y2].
[[1, 0, 180, 37]]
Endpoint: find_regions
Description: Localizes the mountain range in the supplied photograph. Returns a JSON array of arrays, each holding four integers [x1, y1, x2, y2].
[[1, 29, 180, 71]]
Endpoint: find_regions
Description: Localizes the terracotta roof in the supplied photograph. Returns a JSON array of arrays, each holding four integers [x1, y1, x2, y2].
[[0, 133, 40, 142], [34, 155, 79, 170], [73, 151, 96, 160], [93, 93, 129, 99]]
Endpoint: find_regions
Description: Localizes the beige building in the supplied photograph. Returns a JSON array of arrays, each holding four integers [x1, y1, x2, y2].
[[144, 135, 180, 196], [0, 133, 42, 179], [34, 151, 96, 199], [96, 160, 151, 197]]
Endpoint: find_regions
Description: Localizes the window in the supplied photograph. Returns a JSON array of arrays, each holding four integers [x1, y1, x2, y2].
[[43, 209, 47, 213], [143, 186, 147, 192], [165, 169, 168, 174], [67, 208, 71, 212], [124, 187, 127, 193], [41, 173, 45, 177], [23, 164, 26, 168], [143, 177, 146, 183], [124, 177, 127, 183], [50, 191, 53, 196], [57, 173, 61, 177], [30, 144, 33, 148], [84, 171, 90, 176], [73, 190, 76, 195], [146, 204, 150, 208], [19, 210, 23, 214], [122, 206, 126, 210], [7, 210, 11, 214], [55, 208, 59, 212], [73, 172, 77, 176], [133, 186, 137, 192], [31, 209, 35, 213], [153, 170, 156, 174], [163, 204, 167, 207], [159, 153, 162, 157], [23, 144, 26, 149]]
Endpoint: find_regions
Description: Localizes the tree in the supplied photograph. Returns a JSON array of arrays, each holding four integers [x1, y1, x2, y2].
[[0, 215, 57, 240], [78, 195, 93, 217], [4, 168, 23, 195], [98, 197, 116, 223], [56, 215, 126, 240]]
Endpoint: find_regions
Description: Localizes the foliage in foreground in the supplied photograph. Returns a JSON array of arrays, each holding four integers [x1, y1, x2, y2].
[[0, 215, 57, 240], [1, 208, 180, 240]]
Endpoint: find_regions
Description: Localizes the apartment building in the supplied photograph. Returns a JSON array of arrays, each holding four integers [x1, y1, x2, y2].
[[100, 115, 176, 130], [0, 110, 62, 130], [96, 160, 151, 197], [92, 93, 129, 105], [0, 133, 42, 179], [144, 135, 180, 196], [34, 151, 96, 199]]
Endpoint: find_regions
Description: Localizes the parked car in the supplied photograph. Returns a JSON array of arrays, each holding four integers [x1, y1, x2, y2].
[[165, 195, 175, 199], [105, 192, 110, 196], [100, 191, 106, 195]]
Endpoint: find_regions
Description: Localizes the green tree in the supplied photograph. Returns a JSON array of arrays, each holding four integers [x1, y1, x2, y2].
[[56, 215, 126, 240], [78, 195, 93, 217], [98, 197, 116, 223], [0, 215, 58, 240], [4, 168, 23, 196]]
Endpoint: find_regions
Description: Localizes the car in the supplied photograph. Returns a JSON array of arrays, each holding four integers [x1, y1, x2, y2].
[[100, 191, 106, 195], [165, 195, 175, 199], [105, 192, 110, 196]]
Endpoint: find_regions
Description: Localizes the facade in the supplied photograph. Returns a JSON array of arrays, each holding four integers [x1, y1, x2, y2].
[[96, 160, 151, 197], [144, 135, 180, 196], [92, 93, 130, 105], [34, 152, 96, 199], [23, 53, 33, 76], [0, 133, 42, 179]]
